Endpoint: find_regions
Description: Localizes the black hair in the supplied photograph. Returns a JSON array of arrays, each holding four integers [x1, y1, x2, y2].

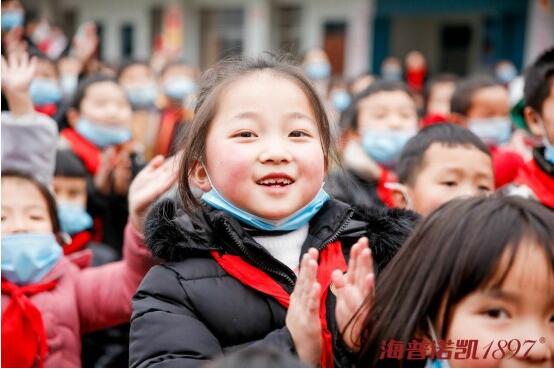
[[450, 76, 502, 116], [1, 170, 61, 234], [117, 59, 151, 80], [397, 123, 491, 185], [423, 73, 458, 114], [339, 79, 415, 132], [69, 73, 120, 110], [356, 195, 554, 367], [524, 48, 554, 114], [54, 149, 87, 178], [206, 345, 307, 368]]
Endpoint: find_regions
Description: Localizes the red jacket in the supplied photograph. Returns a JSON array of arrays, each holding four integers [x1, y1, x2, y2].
[[514, 155, 554, 209]]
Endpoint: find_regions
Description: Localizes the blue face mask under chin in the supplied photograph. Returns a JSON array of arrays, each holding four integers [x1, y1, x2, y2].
[[57, 204, 94, 235], [201, 179, 330, 232], [468, 117, 512, 146], [1, 10, 24, 30], [1, 233, 63, 285], [126, 85, 158, 108], [362, 129, 415, 169], [29, 78, 62, 105], [75, 118, 132, 148]]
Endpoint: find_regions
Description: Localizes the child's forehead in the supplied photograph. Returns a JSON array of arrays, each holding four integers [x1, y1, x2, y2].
[[418, 142, 492, 174], [84, 81, 125, 99], [470, 85, 509, 107], [358, 90, 415, 109], [53, 176, 87, 187], [484, 242, 554, 295]]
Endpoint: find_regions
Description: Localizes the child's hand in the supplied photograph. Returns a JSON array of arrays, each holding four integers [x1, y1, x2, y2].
[[286, 248, 322, 366], [332, 237, 375, 351], [128, 155, 179, 234], [1, 52, 36, 95], [112, 151, 133, 196], [72, 22, 98, 65], [94, 147, 117, 195]]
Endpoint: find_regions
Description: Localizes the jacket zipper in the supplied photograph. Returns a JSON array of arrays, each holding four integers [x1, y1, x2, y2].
[[220, 208, 355, 290]]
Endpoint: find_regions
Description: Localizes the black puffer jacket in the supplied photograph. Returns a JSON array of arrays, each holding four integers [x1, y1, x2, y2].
[[129, 197, 419, 367]]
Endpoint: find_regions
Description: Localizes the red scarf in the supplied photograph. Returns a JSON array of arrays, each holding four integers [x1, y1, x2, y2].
[[516, 159, 554, 208], [1, 278, 59, 368], [211, 241, 347, 367], [60, 128, 102, 175], [377, 168, 396, 208], [34, 103, 58, 117], [63, 231, 92, 255]]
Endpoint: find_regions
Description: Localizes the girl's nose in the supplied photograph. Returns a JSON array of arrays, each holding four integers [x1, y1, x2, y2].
[[10, 215, 30, 234], [258, 140, 293, 164]]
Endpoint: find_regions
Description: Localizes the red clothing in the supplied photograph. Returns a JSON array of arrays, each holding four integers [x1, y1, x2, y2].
[[514, 158, 554, 208], [490, 146, 525, 188], [34, 103, 58, 118], [1, 224, 153, 367], [377, 169, 396, 208], [61, 128, 102, 175]]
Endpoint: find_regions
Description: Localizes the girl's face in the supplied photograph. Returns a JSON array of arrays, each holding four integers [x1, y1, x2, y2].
[[194, 71, 326, 220], [446, 242, 554, 367], [356, 90, 418, 133], [119, 64, 156, 88], [1, 177, 53, 235], [78, 81, 132, 127], [35, 59, 59, 81]]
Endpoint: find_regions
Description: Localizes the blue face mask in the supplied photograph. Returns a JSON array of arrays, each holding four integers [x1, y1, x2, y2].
[[75, 118, 132, 148], [164, 78, 196, 101], [468, 117, 512, 146], [544, 138, 554, 165], [29, 78, 62, 105], [496, 65, 517, 84], [382, 66, 402, 81], [305, 62, 331, 81], [60, 74, 78, 98], [1, 9, 24, 30], [201, 181, 330, 232], [1, 233, 63, 285], [57, 203, 93, 235], [126, 85, 158, 109], [362, 129, 415, 169], [331, 90, 352, 112]]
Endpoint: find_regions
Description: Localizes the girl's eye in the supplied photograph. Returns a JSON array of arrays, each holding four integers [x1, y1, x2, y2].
[[289, 130, 310, 138], [483, 308, 510, 319], [478, 185, 492, 192], [29, 214, 46, 221], [234, 131, 256, 138], [441, 181, 457, 187]]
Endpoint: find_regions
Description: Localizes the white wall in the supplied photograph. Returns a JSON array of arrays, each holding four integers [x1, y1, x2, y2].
[[524, 0, 554, 67]]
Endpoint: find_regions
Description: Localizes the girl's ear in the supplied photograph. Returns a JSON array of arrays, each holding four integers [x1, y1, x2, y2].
[[67, 108, 80, 128], [523, 106, 545, 137], [389, 184, 409, 209], [189, 160, 211, 192]]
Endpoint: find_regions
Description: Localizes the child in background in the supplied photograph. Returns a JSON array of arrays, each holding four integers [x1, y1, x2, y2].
[[1, 153, 176, 367], [60, 74, 143, 252], [349, 195, 554, 367], [326, 80, 419, 208], [450, 76, 524, 187], [129, 55, 418, 367], [154, 61, 198, 157], [28, 52, 62, 117], [118, 60, 161, 160], [513, 48, 554, 209], [389, 123, 494, 216], [421, 74, 458, 126], [53, 149, 118, 265]]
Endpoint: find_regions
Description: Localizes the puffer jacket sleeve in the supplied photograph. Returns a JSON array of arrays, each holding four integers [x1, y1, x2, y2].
[[129, 264, 224, 367], [76, 222, 154, 333]]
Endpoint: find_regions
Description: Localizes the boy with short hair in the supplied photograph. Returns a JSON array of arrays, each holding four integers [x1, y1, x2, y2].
[[450, 76, 524, 187], [513, 48, 554, 209], [389, 123, 494, 216]]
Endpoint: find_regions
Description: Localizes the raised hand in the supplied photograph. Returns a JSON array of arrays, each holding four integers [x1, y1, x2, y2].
[[1, 52, 37, 95], [286, 248, 322, 366], [128, 154, 179, 234], [332, 237, 375, 351]]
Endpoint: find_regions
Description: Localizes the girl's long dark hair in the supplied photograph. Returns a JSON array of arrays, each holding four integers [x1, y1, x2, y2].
[[356, 195, 554, 367]]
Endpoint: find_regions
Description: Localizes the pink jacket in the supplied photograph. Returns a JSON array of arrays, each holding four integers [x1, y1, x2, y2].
[[1, 223, 153, 367]]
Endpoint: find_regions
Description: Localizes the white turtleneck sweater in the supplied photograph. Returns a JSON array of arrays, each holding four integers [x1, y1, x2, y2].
[[253, 224, 309, 272]]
